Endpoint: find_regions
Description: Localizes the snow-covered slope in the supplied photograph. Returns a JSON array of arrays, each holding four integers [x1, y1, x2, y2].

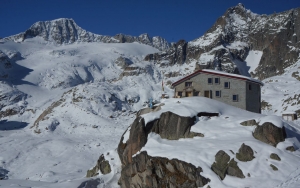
[[0, 38, 173, 187], [262, 59, 300, 118]]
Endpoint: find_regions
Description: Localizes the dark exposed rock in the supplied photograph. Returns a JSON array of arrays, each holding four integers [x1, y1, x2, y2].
[[147, 111, 198, 140], [227, 159, 245, 179], [240, 119, 257, 126], [86, 154, 111, 177], [0, 167, 9, 180], [116, 111, 208, 187], [118, 117, 148, 165], [77, 178, 102, 188], [211, 150, 245, 180], [115, 57, 133, 69], [119, 151, 210, 188], [252, 122, 286, 147], [286, 146, 296, 152], [270, 164, 278, 171], [261, 100, 273, 111], [211, 150, 230, 180], [144, 39, 188, 65], [118, 111, 202, 166], [270, 153, 281, 161], [0, 108, 18, 118], [236, 143, 255, 162]]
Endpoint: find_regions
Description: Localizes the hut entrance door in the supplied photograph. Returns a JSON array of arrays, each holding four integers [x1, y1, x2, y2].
[[204, 90, 211, 98], [186, 91, 193, 97]]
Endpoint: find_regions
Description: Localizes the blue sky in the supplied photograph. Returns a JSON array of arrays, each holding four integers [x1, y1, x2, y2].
[[1, 0, 299, 42]]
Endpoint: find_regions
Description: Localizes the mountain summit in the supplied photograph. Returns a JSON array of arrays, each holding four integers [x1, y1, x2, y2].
[[3, 18, 170, 51], [145, 4, 300, 80]]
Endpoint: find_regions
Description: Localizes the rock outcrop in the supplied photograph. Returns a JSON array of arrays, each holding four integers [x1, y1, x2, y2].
[[236, 143, 255, 162], [115, 57, 133, 69], [211, 150, 245, 180], [86, 154, 111, 177], [119, 151, 210, 188], [117, 111, 208, 187], [252, 122, 286, 147], [118, 111, 203, 165]]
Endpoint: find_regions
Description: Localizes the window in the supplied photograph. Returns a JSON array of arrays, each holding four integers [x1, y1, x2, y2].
[[215, 91, 221, 97], [185, 82, 192, 87], [178, 92, 182, 97], [208, 78, 212, 84], [224, 82, 230, 89], [248, 84, 252, 90], [214, 78, 220, 84], [233, 95, 238, 102]]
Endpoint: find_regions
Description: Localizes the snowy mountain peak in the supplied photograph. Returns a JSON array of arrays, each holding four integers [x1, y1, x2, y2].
[[2, 18, 170, 51], [145, 5, 300, 80]]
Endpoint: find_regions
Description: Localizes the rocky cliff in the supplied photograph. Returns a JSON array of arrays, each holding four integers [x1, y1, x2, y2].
[[145, 4, 300, 80], [2, 18, 170, 51]]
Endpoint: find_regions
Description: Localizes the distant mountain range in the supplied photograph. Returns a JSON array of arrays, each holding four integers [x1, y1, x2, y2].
[[2, 18, 170, 51]]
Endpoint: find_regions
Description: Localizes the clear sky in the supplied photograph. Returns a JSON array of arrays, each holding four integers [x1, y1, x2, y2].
[[1, 0, 299, 42]]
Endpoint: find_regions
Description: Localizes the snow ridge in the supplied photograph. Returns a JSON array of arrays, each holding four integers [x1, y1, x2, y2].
[[2, 18, 170, 51]]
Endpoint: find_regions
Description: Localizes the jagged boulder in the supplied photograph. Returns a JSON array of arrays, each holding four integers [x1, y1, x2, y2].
[[118, 111, 203, 166], [252, 122, 286, 147], [117, 111, 207, 187], [86, 154, 111, 177], [147, 111, 198, 140], [211, 150, 245, 180], [227, 159, 245, 179], [270, 153, 281, 161], [211, 150, 230, 180], [119, 151, 210, 188], [118, 117, 148, 165], [236, 143, 255, 162], [286, 146, 296, 152]]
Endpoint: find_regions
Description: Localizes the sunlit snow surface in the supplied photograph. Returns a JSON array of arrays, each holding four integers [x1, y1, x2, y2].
[[0, 38, 299, 187], [139, 97, 300, 188]]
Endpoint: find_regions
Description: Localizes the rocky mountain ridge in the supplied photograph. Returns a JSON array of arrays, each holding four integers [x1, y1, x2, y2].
[[145, 4, 300, 80], [2, 18, 170, 51]]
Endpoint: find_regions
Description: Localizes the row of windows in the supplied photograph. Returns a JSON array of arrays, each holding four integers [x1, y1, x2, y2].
[[208, 78, 231, 89], [208, 78, 219, 84], [213, 90, 238, 101], [187, 79, 253, 90]]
